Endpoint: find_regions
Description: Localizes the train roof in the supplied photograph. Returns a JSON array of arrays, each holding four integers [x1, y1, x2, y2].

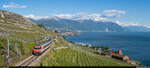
[[35, 38, 52, 46]]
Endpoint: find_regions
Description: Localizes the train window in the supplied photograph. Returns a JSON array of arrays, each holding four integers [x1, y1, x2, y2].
[[34, 47, 41, 49], [43, 45, 48, 48]]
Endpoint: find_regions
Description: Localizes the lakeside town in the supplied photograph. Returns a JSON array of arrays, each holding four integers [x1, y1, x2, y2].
[[86, 45, 137, 65]]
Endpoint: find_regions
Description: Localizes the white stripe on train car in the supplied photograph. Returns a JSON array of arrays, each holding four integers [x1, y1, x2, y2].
[[41, 40, 53, 52]]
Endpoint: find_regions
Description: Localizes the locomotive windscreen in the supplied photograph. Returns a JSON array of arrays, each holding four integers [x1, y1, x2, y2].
[[34, 47, 41, 49]]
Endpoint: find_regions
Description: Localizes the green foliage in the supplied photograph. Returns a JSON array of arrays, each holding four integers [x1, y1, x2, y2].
[[0, 41, 4, 66], [37, 24, 46, 30], [0, 39, 7, 49], [18, 42, 25, 55], [23, 42, 35, 55], [0, 56, 4, 66], [0, 42, 3, 48], [0, 39, 7, 66]]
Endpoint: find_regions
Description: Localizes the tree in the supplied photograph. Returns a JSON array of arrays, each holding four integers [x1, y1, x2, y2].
[[0, 41, 9, 67], [0, 42, 3, 49], [37, 24, 47, 30]]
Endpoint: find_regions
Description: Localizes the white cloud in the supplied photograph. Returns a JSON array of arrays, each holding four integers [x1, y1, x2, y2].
[[54, 14, 73, 19], [104, 10, 126, 14], [26, 13, 108, 21], [115, 20, 150, 28], [53, 13, 108, 21], [115, 20, 140, 26], [2, 2, 27, 9], [25, 14, 49, 20], [103, 10, 126, 18], [25, 10, 126, 22]]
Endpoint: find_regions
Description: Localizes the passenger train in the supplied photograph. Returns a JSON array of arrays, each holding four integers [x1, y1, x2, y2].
[[32, 37, 53, 56]]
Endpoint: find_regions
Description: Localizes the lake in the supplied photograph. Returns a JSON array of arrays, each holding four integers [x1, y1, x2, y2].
[[65, 32, 150, 66]]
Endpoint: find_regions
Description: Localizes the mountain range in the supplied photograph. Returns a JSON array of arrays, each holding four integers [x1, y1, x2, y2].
[[30, 17, 150, 32], [123, 26, 150, 32]]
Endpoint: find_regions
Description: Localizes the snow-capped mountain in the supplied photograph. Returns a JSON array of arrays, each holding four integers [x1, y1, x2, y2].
[[29, 16, 150, 32]]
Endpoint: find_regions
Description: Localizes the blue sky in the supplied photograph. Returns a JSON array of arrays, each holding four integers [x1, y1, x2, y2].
[[0, 0, 150, 27]]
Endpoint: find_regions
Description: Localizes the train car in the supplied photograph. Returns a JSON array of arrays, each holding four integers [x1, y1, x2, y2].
[[32, 38, 53, 56]]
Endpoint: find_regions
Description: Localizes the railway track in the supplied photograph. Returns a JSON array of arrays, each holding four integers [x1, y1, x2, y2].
[[18, 56, 39, 66], [16, 41, 53, 66]]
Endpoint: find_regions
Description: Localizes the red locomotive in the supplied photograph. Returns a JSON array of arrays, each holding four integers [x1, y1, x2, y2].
[[32, 45, 41, 55], [32, 37, 53, 56]]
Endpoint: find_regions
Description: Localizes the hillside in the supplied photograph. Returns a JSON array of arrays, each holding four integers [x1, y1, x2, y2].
[[0, 9, 54, 66], [0, 10, 54, 40]]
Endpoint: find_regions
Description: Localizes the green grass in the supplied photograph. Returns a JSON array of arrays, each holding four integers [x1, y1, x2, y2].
[[38, 37, 132, 66], [0, 56, 4, 66]]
